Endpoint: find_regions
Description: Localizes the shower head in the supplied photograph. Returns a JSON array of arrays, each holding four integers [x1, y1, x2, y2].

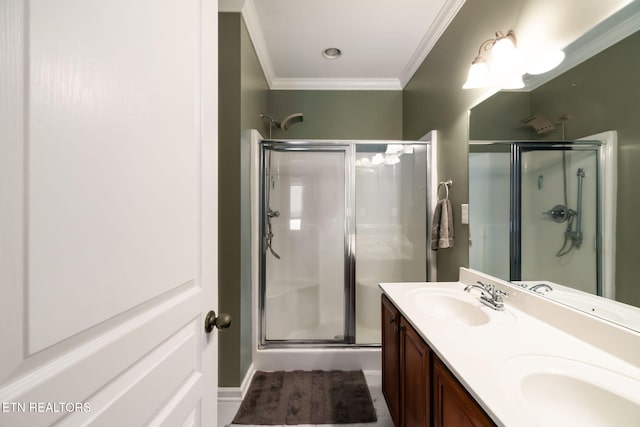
[[278, 113, 304, 130], [260, 113, 276, 123], [260, 112, 304, 130], [521, 114, 556, 134]]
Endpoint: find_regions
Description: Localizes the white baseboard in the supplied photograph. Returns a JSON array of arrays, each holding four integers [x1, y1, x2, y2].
[[218, 363, 256, 427], [218, 362, 256, 402]]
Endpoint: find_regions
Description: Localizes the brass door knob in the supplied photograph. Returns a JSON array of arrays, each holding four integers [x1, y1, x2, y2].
[[204, 310, 232, 333]]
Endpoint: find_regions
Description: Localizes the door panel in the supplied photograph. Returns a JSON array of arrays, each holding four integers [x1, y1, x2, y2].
[[0, 0, 217, 426], [263, 146, 348, 342], [520, 148, 599, 293], [28, 0, 199, 354]]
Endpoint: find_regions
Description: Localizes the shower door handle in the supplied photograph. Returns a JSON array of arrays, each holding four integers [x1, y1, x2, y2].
[[204, 310, 232, 333]]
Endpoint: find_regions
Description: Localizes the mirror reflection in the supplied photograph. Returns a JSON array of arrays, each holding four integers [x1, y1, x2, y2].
[[468, 6, 640, 331]]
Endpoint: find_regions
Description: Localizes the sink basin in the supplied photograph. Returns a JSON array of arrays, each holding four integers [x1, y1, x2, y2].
[[500, 355, 640, 426], [408, 288, 491, 326]]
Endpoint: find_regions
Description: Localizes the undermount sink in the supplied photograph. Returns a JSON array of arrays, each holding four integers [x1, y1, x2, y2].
[[500, 355, 640, 426], [408, 288, 491, 326]]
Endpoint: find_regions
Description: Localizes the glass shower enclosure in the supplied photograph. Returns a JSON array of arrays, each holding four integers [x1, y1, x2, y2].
[[260, 140, 431, 347], [469, 141, 601, 294]]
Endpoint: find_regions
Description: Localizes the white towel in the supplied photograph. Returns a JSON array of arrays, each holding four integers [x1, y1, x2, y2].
[[431, 199, 454, 250]]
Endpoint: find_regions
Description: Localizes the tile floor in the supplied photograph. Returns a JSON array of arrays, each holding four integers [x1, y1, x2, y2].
[[220, 376, 394, 427]]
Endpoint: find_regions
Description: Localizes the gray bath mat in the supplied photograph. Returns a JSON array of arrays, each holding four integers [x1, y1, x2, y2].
[[232, 370, 377, 425]]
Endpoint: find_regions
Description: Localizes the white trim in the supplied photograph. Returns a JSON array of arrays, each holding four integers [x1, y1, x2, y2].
[[270, 77, 402, 91], [217, 363, 256, 401], [399, 0, 467, 87], [420, 131, 439, 282], [236, 0, 276, 88], [249, 129, 262, 387], [579, 130, 617, 300]]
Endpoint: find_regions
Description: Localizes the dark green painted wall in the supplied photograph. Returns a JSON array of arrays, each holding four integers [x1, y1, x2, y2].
[[268, 90, 402, 140], [218, 13, 269, 387], [469, 92, 534, 141]]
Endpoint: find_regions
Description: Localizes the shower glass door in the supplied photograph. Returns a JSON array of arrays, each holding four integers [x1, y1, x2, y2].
[[468, 146, 511, 281], [354, 143, 429, 344], [517, 145, 600, 294], [261, 143, 351, 343]]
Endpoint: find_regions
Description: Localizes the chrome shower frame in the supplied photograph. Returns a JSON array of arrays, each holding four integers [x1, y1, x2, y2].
[[258, 139, 434, 348], [511, 141, 603, 294], [259, 140, 355, 347]]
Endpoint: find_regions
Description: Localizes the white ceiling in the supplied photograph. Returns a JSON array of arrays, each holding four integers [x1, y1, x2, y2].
[[219, 0, 466, 90]]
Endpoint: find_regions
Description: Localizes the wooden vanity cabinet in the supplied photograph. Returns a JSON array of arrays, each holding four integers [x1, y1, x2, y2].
[[400, 316, 431, 427], [433, 357, 495, 427], [382, 294, 496, 427], [382, 294, 401, 426]]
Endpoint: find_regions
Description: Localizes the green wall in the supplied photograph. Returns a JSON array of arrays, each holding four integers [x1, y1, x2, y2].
[[403, 0, 526, 280], [469, 92, 533, 141], [218, 13, 269, 387], [268, 90, 402, 140]]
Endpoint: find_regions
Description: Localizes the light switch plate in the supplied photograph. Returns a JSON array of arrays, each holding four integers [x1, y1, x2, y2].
[[461, 204, 469, 224]]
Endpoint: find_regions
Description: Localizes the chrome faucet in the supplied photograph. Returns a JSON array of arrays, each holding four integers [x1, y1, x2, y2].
[[464, 281, 508, 311], [463, 282, 485, 293], [529, 283, 553, 294]]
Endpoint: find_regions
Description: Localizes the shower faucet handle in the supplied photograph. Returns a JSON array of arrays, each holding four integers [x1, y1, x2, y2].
[[543, 204, 568, 223]]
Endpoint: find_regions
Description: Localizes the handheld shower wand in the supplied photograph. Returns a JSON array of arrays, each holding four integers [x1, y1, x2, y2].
[[556, 168, 585, 256]]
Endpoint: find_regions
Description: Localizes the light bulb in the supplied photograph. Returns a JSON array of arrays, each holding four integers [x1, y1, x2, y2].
[[371, 153, 384, 165], [463, 60, 490, 89]]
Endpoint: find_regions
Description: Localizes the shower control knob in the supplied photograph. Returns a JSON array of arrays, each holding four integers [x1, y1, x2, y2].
[[204, 310, 232, 333], [544, 204, 568, 223]]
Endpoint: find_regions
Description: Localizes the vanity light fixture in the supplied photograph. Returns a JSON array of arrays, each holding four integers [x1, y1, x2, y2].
[[463, 30, 524, 90], [463, 30, 565, 90]]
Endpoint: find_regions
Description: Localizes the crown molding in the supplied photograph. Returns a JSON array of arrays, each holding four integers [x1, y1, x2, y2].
[[269, 78, 402, 91], [398, 0, 467, 88], [234, 0, 277, 87], [231, 0, 462, 91]]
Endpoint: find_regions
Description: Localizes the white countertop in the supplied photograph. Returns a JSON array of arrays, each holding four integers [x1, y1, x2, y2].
[[380, 268, 640, 427]]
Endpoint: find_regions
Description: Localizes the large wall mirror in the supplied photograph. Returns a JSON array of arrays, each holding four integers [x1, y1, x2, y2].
[[468, 2, 640, 331]]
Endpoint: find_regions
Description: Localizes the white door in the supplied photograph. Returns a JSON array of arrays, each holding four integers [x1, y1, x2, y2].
[[0, 1, 219, 426]]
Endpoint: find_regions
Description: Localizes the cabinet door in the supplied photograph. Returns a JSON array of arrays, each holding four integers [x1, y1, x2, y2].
[[382, 295, 401, 426], [433, 357, 496, 427], [400, 318, 431, 427]]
